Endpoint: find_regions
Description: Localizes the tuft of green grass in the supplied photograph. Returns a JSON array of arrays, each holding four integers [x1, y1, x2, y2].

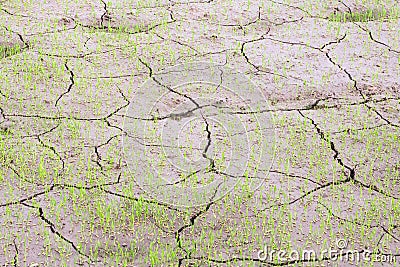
[[0, 43, 22, 59], [328, 8, 389, 22]]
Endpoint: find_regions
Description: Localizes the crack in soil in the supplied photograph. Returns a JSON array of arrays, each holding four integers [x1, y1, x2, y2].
[[21, 202, 93, 262], [12, 239, 18, 267], [318, 201, 400, 243], [55, 61, 75, 107], [176, 183, 221, 264]]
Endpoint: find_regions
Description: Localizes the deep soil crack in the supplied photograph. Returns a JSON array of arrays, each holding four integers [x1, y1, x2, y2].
[[21, 202, 93, 262], [55, 61, 75, 107]]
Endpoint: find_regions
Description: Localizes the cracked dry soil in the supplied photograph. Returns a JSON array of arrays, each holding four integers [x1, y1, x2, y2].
[[0, 0, 399, 266]]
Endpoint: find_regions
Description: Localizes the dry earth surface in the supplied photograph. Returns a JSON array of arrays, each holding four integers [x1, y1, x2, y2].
[[0, 0, 399, 266]]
